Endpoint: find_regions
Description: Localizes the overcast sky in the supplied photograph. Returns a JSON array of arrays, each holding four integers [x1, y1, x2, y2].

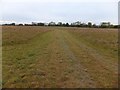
[[0, 0, 119, 25]]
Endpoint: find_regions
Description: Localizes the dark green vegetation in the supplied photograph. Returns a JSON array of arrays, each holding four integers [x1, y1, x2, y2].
[[2, 21, 119, 28], [2, 26, 118, 88]]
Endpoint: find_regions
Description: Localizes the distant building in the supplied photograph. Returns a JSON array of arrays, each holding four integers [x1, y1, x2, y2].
[[101, 22, 111, 27]]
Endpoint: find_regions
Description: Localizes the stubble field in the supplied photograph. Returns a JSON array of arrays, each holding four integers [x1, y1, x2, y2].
[[2, 26, 118, 88]]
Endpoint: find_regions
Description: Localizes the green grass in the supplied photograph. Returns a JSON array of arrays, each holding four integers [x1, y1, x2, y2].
[[2, 26, 118, 88], [67, 28, 118, 58]]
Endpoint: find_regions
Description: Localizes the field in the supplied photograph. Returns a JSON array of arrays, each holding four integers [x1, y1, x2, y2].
[[2, 26, 118, 88]]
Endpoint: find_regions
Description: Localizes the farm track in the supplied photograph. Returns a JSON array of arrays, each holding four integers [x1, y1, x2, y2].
[[60, 30, 118, 87], [2, 27, 118, 88]]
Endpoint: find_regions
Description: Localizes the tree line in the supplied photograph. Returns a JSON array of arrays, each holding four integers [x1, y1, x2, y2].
[[2, 21, 119, 28]]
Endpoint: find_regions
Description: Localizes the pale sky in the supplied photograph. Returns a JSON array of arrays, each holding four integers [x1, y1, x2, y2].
[[0, 0, 119, 25]]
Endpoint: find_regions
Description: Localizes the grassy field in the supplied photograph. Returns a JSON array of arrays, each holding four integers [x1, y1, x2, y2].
[[2, 26, 118, 88]]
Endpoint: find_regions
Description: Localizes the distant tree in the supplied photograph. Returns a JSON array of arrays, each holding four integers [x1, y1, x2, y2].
[[75, 21, 81, 27], [88, 22, 92, 27], [11, 23, 15, 26], [48, 22, 56, 26], [65, 23, 69, 27], [2, 24, 7, 26], [62, 23, 66, 26], [113, 25, 119, 28], [18, 24, 23, 26], [57, 22, 63, 26], [118, 25, 120, 28], [93, 24, 97, 28], [109, 24, 114, 28], [70, 23, 74, 27], [24, 24, 28, 26], [37, 23, 44, 26], [71, 21, 81, 27], [80, 23, 87, 27], [4, 23, 16, 26]]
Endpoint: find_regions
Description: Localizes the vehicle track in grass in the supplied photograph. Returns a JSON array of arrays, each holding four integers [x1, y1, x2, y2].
[[3, 27, 118, 88], [54, 30, 98, 88], [30, 30, 97, 88], [61, 30, 118, 87]]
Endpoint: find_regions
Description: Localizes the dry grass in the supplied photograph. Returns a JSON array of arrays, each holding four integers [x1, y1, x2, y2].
[[2, 26, 118, 88]]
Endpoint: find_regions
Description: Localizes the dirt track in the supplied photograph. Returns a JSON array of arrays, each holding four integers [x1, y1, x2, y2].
[[2, 27, 118, 88]]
